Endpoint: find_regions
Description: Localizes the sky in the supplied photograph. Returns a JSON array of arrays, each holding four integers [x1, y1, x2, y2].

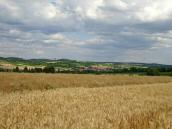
[[0, 0, 172, 64]]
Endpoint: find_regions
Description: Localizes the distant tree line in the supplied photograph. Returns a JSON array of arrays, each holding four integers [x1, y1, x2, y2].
[[1, 66, 172, 76], [79, 67, 172, 76]]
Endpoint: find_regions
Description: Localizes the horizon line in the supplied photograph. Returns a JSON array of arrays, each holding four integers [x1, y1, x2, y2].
[[0, 56, 171, 66]]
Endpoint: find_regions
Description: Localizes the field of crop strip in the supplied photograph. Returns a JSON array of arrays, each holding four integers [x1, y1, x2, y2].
[[0, 73, 172, 129]]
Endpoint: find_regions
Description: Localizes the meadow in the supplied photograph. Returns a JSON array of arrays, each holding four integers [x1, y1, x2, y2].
[[0, 73, 172, 129]]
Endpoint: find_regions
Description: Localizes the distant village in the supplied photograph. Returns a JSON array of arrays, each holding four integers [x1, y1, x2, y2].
[[79, 66, 113, 72]]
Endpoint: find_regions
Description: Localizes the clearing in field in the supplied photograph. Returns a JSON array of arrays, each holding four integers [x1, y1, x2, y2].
[[0, 73, 172, 129]]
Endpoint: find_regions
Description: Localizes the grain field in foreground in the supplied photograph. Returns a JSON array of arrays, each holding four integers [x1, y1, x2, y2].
[[0, 73, 172, 129]]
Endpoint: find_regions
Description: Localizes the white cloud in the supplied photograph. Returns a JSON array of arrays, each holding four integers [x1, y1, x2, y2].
[[49, 33, 67, 41], [35, 3, 57, 19], [136, 0, 172, 22], [43, 33, 70, 44], [104, 0, 128, 11], [35, 50, 44, 55]]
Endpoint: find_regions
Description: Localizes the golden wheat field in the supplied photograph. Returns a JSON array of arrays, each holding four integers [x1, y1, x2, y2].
[[0, 73, 172, 129]]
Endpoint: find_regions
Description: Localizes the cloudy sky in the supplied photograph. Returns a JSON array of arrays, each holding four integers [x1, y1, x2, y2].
[[0, 0, 172, 64]]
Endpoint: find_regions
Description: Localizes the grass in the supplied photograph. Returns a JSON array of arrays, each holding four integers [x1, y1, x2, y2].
[[0, 73, 172, 129]]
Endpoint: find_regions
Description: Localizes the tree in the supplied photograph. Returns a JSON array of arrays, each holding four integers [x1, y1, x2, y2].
[[34, 68, 43, 73], [146, 68, 160, 76], [23, 66, 29, 72], [30, 68, 35, 73], [0, 68, 4, 72], [13, 66, 20, 72], [170, 72, 172, 76], [43, 66, 55, 73]]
